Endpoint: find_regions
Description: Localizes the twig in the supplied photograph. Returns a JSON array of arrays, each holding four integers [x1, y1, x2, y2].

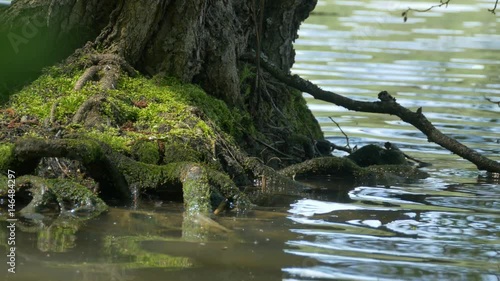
[[266, 157, 282, 165], [54, 157, 71, 178], [255, 138, 294, 159], [328, 116, 351, 151], [49, 100, 59, 124], [401, 0, 451, 22], [489, 0, 499, 14]]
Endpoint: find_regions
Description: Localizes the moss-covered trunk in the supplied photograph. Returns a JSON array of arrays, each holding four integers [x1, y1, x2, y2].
[[0, 0, 326, 214]]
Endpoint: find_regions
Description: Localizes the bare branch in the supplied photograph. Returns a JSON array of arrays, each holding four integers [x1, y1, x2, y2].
[[489, 0, 499, 14], [241, 52, 500, 173], [402, 0, 499, 21], [402, 0, 451, 22]]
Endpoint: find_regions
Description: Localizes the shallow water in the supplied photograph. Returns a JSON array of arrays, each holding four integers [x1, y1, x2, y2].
[[1, 0, 500, 280]]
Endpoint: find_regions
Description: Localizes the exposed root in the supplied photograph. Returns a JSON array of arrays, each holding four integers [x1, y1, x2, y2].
[[278, 156, 428, 184], [7, 137, 251, 213], [74, 65, 100, 91], [71, 94, 106, 124], [89, 53, 136, 77], [49, 100, 60, 125], [99, 64, 120, 90], [16, 175, 108, 216], [73, 52, 136, 91]]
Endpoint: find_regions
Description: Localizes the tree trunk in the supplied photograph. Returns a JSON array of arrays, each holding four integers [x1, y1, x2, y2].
[[1, 0, 316, 102], [0, 0, 332, 214]]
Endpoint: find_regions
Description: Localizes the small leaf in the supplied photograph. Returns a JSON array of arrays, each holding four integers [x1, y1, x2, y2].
[[404, 16, 408, 22]]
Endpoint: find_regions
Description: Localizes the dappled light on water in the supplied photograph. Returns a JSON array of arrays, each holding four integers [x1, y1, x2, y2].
[[284, 182, 499, 280]]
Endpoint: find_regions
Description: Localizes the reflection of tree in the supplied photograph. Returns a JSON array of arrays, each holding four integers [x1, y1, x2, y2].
[[76, 264, 134, 281], [37, 220, 78, 252], [102, 235, 193, 269], [485, 96, 500, 107], [8, 215, 81, 252]]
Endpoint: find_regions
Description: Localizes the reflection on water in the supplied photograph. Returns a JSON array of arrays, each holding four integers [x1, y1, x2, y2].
[[1, 0, 500, 280]]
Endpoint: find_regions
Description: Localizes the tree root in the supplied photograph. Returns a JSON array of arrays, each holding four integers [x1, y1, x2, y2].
[[71, 94, 107, 124], [241, 51, 500, 173], [73, 53, 136, 91], [74, 65, 100, 90], [6, 137, 251, 214], [15, 175, 108, 217], [211, 128, 312, 195], [278, 156, 428, 184]]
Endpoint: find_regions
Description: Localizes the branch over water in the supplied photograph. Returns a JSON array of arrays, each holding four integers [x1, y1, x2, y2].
[[241, 52, 500, 173]]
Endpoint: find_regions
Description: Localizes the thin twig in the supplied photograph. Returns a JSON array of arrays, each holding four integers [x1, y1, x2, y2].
[[54, 157, 71, 178], [488, 0, 499, 14], [401, 0, 451, 22], [255, 138, 295, 159], [49, 100, 59, 124], [328, 116, 351, 151], [266, 157, 282, 165]]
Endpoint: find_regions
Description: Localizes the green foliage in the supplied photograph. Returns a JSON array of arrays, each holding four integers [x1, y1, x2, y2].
[[239, 64, 255, 84]]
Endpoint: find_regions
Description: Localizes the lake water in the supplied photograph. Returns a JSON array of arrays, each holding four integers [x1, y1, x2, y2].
[[2, 0, 499, 280]]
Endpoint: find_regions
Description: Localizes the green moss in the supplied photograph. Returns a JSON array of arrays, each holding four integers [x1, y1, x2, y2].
[[9, 71, 83, 122], [49, 178, 108, 214], [62, 138, 104, 164], [162, 142, 201, 164], [131, 140, 160, 164], [0, 143, 14, 171], [182, 165, 212, 214], [286, 89, 323, 139], [85, 128, 133, 154], [17, 175, 107, 216], [4, 67, 246, 162]]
